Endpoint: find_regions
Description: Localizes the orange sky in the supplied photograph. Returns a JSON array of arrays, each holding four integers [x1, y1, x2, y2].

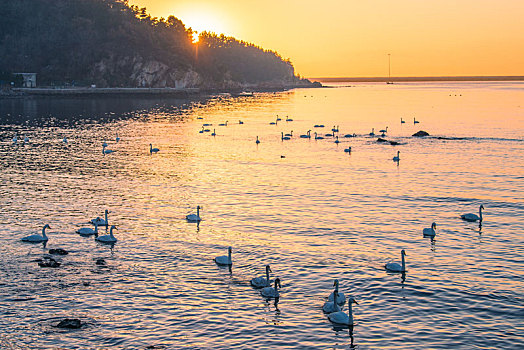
[[129, 0, 524, 78]]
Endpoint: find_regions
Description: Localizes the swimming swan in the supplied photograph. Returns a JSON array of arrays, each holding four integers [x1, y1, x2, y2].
[[77, 222, 99, 236], [323, 290, 340, 313], [461, 204, 484, 222], [256, 136, 260, 144], [327, 297, 358, 326], [300, 130, 311, 138], [214, 246, 232, 265], [251, 265, 272, 288], [369, 128, 375, 136], [91, 210, 109, 227], [423, 222, 437, 237], [261, 277, 281, 298], [328, 279, 346, 306], [96, 225, 118, 243], [186, 206, 202, 222], [102, 145, 115, 154], [149, 144, 160, 154], [385, 249, 407, 273], [393, 151, 400, 161], [22, 224, 51, 242]]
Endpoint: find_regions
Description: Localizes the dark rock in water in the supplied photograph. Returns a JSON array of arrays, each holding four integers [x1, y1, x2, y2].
[[95, 258, 106, 266], [377, 137, 401, 145], [56, 318, 82, 329], [83, 281, 91, 286], [412, 130, 430, 137], [49, 248, 68, 255], [38, 257, 60, 268]]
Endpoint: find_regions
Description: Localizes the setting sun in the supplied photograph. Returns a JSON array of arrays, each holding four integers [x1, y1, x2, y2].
[[191, 31, 199, 43]]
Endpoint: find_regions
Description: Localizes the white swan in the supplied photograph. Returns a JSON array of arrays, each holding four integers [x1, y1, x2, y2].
[[211, 129, 216, 136], [239, 120, 244, 124], [328, 279, 346, 306], [102, 145, 115, 154], [276, 115, 282, 121], [379, 126, 388, 134], [334, 136, 340, 144], [284, 131, 293, 137], [393, 151, 400, 161], [300, 130, 311, 138], [314, 132, 324, 140], [323, 290, 340, 313], [261, 277, 281, 298], [256, 136, 260, 144], [286, 116, 293, 122], [344, 146, 352, 153], [149, 144, 159, 154], [401, 118, 405, 124], [281, 132, 290, 141], [369, 128, 375, 136], [91, 210, 109, 226], [423, 222, 437, 237], [251, 265, 272, 288], [327, 297, 359, 325], [186, 206, 202, 222], [332, 125, 339, 132], [77, 222, 99, 236], [461, 204, 484, 222], [214, 246, 232, 265], [414, 117, 419, 124], [385, 249, 407, 273], [116, 133, 120, 142], [96, 225, 118, 243], [22, 224, 50, 242], [218, 121, 228, 126]]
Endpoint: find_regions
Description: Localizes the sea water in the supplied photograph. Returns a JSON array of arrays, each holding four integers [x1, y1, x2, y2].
[[0, 82, 523, 349]]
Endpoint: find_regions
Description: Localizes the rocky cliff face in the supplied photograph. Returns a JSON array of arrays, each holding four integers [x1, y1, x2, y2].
[[89, 55, 317, 90], [90, 55, 202, 88]]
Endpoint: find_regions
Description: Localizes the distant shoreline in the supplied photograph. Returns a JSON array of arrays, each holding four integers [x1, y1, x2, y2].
[[312, 76, 524, 83], [1, 82, 321, 98]]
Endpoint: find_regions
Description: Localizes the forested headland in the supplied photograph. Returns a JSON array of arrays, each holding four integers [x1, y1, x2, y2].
[[0, 0, 317, 90]]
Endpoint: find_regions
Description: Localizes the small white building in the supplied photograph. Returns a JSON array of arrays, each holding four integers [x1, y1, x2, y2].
[[13, 73, 37, 88]]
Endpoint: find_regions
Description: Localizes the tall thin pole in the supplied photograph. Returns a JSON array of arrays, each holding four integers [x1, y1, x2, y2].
[[388, 53, 391, 80]]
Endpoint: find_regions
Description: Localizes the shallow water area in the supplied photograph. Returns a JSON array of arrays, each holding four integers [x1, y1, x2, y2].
[[0, 82, 523, 349]]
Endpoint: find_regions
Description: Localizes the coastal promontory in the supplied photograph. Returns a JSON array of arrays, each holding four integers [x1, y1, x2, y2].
[[0, 0, 316, 90]]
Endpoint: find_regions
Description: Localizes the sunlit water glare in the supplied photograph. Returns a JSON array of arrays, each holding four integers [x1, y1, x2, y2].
[[1, 82, 523, 349]]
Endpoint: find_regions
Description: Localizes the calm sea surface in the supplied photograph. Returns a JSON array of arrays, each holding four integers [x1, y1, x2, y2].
[[0, 82, 523, 349]]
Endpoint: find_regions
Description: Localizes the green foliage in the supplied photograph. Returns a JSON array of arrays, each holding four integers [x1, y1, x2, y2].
[[0, 0, 298, 87]]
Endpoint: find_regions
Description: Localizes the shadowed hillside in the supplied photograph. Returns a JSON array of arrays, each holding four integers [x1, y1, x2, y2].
[[0, 0, 313, 89]]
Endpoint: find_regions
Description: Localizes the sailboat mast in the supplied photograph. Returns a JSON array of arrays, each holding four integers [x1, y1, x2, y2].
[[388, 53, 391, 80]]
